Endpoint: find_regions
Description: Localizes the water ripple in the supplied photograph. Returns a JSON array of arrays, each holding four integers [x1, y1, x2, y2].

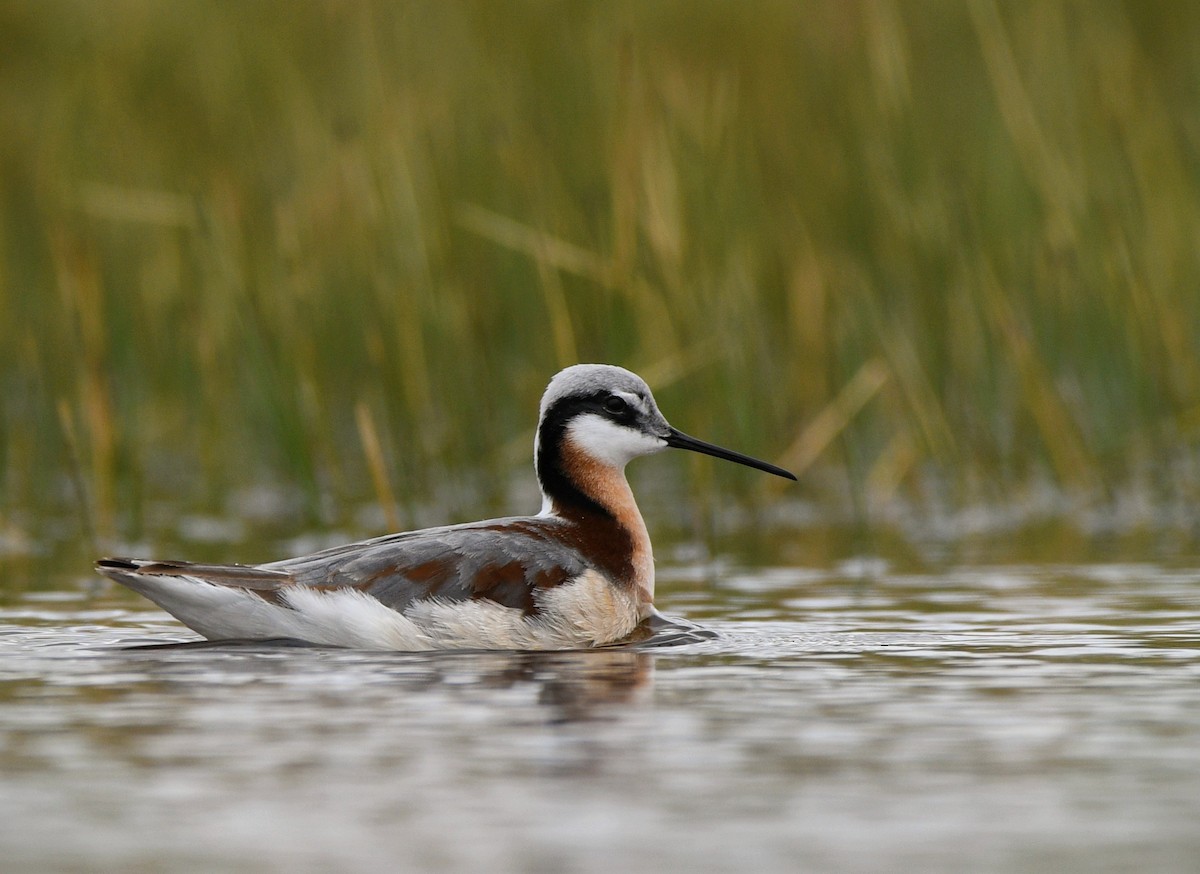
[[2, 561, 1199, 873]]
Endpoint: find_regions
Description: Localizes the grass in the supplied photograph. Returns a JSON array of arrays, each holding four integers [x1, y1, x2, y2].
[[2, 0, 1200, 562]]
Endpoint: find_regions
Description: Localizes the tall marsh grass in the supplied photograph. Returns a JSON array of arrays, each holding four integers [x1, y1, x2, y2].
[[2, 1, 1199, 550]]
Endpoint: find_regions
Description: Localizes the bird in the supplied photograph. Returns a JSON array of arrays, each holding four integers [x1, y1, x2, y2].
[[97, 364, 796, 651]]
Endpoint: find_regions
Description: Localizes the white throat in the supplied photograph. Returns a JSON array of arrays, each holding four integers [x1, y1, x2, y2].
[[565, 414, 667, 469]]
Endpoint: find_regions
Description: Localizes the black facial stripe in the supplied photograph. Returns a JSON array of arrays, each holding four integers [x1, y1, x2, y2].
[[544, 392, 636, 427]]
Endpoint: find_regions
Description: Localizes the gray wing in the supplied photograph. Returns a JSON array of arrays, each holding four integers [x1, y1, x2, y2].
[[100, 516, 589, 615], [268, 516, 589, 613]]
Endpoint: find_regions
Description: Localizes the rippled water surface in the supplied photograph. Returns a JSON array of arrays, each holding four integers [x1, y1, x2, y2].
[[3, 554, 1200, 873]]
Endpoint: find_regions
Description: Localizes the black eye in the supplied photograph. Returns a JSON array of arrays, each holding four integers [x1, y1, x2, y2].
[[603, 395, 629, 415]]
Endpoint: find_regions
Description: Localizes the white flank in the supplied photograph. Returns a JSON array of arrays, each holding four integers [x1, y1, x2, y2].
[[117, 574, 314, 642]]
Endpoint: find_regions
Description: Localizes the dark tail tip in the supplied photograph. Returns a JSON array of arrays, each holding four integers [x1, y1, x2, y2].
[[96, 557, 139, 571]]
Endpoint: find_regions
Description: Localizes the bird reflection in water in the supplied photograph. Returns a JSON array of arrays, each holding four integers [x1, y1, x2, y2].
[[120, 610, 713, 722]]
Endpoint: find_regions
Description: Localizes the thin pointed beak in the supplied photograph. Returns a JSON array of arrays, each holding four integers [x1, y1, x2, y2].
[[664, 427, 797, 481]]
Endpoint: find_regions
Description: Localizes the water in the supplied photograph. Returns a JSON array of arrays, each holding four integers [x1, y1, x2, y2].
[[3, 552, 1200, 873]]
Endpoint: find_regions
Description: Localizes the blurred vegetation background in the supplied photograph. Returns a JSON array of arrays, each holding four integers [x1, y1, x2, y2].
[[2, 1, 1199, 565]]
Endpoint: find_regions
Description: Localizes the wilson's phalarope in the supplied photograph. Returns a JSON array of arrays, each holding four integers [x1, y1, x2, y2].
[[97, 364, 795, 650]]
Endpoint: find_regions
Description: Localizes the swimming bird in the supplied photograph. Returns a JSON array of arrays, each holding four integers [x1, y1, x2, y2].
[[97, 364, 796, 650]]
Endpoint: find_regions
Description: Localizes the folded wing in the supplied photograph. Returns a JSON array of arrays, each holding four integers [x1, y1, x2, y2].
[[99, 516, 588, 616]]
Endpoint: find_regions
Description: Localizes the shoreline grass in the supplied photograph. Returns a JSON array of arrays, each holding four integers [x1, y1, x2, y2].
[[1, 1, 1199, 554]]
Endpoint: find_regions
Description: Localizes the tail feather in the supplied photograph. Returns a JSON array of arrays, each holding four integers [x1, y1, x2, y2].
[[96, 557, 292, 591]]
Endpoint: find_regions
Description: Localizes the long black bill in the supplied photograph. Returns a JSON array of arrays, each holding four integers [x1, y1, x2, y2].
[[664, 427, 797, 481]]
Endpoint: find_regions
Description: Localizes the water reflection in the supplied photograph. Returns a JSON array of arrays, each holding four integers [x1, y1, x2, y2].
[[106, 626, 678, 722], [120, 638, 654, 722]]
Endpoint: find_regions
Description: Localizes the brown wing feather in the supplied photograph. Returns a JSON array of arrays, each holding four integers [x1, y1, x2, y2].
[[269, 517, 586, 613]]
